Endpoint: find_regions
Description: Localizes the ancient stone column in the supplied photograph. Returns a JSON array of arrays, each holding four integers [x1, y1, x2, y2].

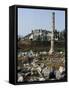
[[49, 12, 55, 54]]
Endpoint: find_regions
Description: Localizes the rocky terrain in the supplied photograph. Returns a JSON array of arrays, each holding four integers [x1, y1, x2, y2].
[[17, 50, 65, 82]]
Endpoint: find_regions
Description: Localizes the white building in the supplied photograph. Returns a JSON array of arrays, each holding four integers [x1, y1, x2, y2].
[[23, 29, 59, 41]]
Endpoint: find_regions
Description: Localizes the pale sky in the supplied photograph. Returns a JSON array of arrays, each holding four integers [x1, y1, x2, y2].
[[18, 8, 65, 37]]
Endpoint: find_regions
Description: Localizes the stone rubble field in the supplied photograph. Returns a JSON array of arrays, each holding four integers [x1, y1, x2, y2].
[[17, 50, 65, 82]]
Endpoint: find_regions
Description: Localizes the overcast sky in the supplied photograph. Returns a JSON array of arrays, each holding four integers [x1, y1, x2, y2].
[[18, 8, 65, 37]]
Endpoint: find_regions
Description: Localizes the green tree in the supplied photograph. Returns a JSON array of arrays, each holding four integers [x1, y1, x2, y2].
[[37, 35, 41, 41]]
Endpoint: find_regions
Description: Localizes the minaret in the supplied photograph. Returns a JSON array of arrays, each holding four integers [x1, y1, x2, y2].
[[49, 12, 55, 54]]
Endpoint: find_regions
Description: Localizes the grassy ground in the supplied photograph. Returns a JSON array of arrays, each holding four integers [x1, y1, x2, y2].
[[18, 40, 65, 52], [36, 53, 65, 70], [18, 40, 65, 70]]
